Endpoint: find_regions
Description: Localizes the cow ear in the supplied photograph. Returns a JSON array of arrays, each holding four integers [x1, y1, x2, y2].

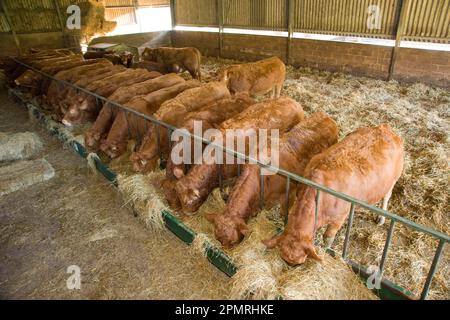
[[262, 235, 281, 249], [307, 245, 322, 262]]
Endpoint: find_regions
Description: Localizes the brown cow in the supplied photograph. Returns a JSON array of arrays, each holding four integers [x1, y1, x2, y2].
[[84, 73, 186, 152], [217, 56, 286, 98], [142, 47, 202, 80], [99, 80, 201, 158], [130, 81, 230, 172], [207, 112, 339, 248], [45, 59, 113, 107], [167, 93, 257, 180], [263, 124, 404, 265], [162, 94, 257, 209], [58, 65, 127, 112], [84, 51, 134, 67], [175, 97, 305, 214], [62, 69, 161, 126], [132, 60, 172, 74]]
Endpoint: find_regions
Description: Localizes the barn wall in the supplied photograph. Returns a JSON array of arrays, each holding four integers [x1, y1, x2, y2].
[[290, 39, 393, 80], [171, 30, 450, 88], [222, 34, 288, 62], [0, 32, 66, 56], [392, 48, 450, 88], [171, 31, 220, 57]]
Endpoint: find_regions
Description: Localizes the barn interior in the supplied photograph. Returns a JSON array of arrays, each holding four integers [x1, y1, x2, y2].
[[0, 0, 448, 301]]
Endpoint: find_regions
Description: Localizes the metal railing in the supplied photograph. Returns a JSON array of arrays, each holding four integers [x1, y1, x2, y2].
[[12, 58, 449, 300]]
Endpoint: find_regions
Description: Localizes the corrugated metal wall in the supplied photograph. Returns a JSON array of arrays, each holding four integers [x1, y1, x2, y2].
[[175, 0, 218, 27], [293, 0, 400, 39], [402, 0, 450, 42], [174, 0, 449, 43], [223, 0, 287, 31]]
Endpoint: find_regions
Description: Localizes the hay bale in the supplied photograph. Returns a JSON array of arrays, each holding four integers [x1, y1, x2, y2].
[[0, 158, 55, 196], [0, 132, 43, 162]]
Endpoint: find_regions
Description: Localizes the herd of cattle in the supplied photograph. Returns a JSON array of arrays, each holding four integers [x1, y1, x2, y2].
[[1, 47, 404, 265]]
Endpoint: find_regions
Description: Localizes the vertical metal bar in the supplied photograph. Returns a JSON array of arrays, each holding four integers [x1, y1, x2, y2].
[[259, 167, 264, 209], [342, 203, 356, 259], [314, 190, 321, 232], [284, 176, 290, 225], [156, 125, 162, 164], [237, 163, 241, 176], [217, 0, 224, 58], [379, 219, 396, 276], [420, 239, 445, 300], [124, 111, 131, 140], [218, 164, 223, 191], [134, 113, 141, 147], [286, 0, 294, 64], [170, 0, 177, 29]]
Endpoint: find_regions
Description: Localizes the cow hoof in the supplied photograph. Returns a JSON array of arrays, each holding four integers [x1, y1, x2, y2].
[[323, 236, 335, 249], [376, 216, 385, 226]]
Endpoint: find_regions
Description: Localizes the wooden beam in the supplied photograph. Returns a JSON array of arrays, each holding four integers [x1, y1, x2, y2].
[[1, 1, 22, 55], [218, 0, 224, 58], [389, 0, 409, 80]]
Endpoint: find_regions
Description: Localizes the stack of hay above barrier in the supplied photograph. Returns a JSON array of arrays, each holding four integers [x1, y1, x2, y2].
[[0, 132, 43, 162]]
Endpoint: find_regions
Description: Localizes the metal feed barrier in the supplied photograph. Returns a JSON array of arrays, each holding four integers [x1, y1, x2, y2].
[[11, 58, 449, 300]]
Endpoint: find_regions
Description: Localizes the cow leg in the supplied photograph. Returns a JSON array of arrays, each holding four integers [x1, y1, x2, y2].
[[323, 222, 343, 249], [270, 88, 276, 99], [377, 187, 393, 226], [275, 83, 282, 98]]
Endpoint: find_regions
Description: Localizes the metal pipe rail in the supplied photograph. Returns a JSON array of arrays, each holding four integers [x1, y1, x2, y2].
[[12, 58, 449, 299]]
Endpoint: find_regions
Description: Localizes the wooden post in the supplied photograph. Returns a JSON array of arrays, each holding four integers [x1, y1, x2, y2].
[[1, 1, 22, 54], [217, 0, 224, 58], [286, 0, 294, 64], [389, 0, 409, 81]]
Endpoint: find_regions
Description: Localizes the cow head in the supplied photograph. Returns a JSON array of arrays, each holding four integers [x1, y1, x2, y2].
[[14, 70, 41, 88], [62, 98, 91, 126], [207, 213, 249, 248], [100, 140, 127, 159], [85, 129, 102, 151], [174, 180, 204, 214], [141, 48, 157, 62], [130, 151, 158, 173], [120, 51, 134, 68], [263, 234, 321, 265], [216, 68, 229, 84]]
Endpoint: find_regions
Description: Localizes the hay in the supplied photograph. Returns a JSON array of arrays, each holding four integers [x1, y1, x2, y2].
[[0, 158, 55, 196], [0, 132, 43, 162], [190, 233, 211, 257], [86, 152, 99, 174], [117, 172, 168, 232], [280, 252, 377, 300]]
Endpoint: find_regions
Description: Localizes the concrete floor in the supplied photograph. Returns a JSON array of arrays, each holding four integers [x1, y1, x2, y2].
[[0, 89, 231, 299]]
